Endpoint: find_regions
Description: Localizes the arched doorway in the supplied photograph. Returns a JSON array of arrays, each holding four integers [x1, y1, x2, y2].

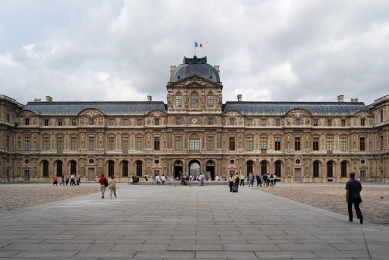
[[189, 160, 200, 180], [174, 160, 183, 179], [206, 160, 215, 180]]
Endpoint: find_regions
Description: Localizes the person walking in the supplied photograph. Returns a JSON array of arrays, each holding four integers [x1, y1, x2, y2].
[[156, 175, 161, 185], [53, 175, 58, 186], [263, 173, 267, 187], [228, 174, 233, 192], [270, 174, 274, 186], [248, 173, 254, 187], [144, 174, 148, 181], [161, 174, 166, 185], [345, 172, 363, 224], [65, 174, 69, 186], [273, 174, 277, 186], [99, 174, 108, 198], [234, 172, 240, 191], [240, 174, 245, 186], [70, 173, 76, 186], [59, 175, 65, 186], [109, 176, 117, 199]]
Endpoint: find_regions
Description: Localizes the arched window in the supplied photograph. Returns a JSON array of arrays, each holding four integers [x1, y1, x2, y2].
[[108, 160, 114, 177], [136, 161, 142, 177], [327, 161, 333, 177], [122, 160, 129, 177], [246, 160, 253, 176], [56, 160, 63, 176], [341, 161, 347, 177], [275, 160, 282, 177], [191, 92, 198, 108], [313, 161, 320, 177], [207, 92, 214, 107], [42, 160, 49, 177], [260, 160, 267, 174], [176, 92, 182, 107], [70, 160, 77, 175], [189, 134, 200, 151]]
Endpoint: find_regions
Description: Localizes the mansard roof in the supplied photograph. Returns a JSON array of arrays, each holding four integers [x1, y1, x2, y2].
[[22, 101, 166, 115], [223, 101, 371, 115], [170, 56, 220, 83]]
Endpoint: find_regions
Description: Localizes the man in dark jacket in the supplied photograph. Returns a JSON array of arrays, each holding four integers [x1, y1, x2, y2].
[[345, 172, 363, 224]]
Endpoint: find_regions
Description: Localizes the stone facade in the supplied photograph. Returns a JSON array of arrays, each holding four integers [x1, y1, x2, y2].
[[1, 56, 389, 183]]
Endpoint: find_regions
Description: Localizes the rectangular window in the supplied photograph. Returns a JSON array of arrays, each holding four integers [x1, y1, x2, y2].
[[208, 118, 213, 125], [341, 119, 346, 126], [246, 137, 253, 151], [380, 110, 384, 122], [43, 137, 50, 150], [360, 137, 365, 151], [313, 119, 318, 126], [176, 95, 182, 107], [207, 94, 214, 107], [44, 119, 49, 126], [189, 139, 200, 150], [276, 119, 280, 126], [175, 136, 182, 150], [296, 118, 300, 126], [137, 119, 142, 126], [71, 137, 77, 150], [25, 137, 30, 150], [123, 119, 128, 126], [57, 137, 64, 150], [136, 137, 143, 150], [381, 136, 384, 150], [109, 119, 114, 126], [360, 119, 365, 126], [6, 111, 10, 122], [261, 119, 266, 126], [261, 137, 267, 150], [25, 118, 30, 125], [230, 118, 234, 125], [122, 137, 129, 150], [248, 119, 252, 126], [89, 118, 94, 125], [229, 137, 235, 151], [6, 135, 10, 149], [340, 138, 346, 151], [207, 136, 214, 150], [176, 118, 181, 125], [154, 137, 160, 150], [327, 119, 332, 126], [71, 119, 76, 126], [295, 137, 301, 151], [327, 137, 333, 150], [155, 118, 160, 125], [89, 137, 95, 150], [58, 119, 63, 126], [275, 137, 281, 151], [108, 137, 115, 150], [313, 138, 319, 151]]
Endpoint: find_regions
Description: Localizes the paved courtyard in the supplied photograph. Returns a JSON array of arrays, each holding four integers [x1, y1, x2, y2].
[[0, 184, 388, 259]]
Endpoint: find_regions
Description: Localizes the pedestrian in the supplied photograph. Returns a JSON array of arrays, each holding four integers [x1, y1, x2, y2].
[[270, 174, 274, 186], [145, 174, 148, 181], [156, 175, 161, 185], [266, 173, 270, 187], [263, 173, 267, 187], [99, 174, 108, 199], [70, 173, 76, 186], [53, 175, 58, 186], [256, 173, 262, 187], [161, 174, 165, 185], [65, 174, 69, 185], [345, 172, 363, 224], [109, 176, 117, 199], [248, 173, 254, 187], [76, 175, 80, 185], [234, 172, 240, 191], [240, 174, 245, 186], [201, 173, 205, 186], [228, 174, 233, 192], [273, 174, 277, 186], [59, 175, 65, 186]]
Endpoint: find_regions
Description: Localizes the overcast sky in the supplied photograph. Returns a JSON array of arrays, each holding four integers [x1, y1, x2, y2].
[[1, 0, 388, 106]]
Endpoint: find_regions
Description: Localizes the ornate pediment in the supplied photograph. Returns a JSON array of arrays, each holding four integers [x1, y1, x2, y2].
[[80, 109, 104, 118], [148, 110, 166, 118], [286, 109, 311, 118], [224, 111, 242, 117], [19, 111, 35, 118], [175, 76, 215, 88]]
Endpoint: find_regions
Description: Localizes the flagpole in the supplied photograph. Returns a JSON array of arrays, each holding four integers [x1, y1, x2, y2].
[[194, 39, 195, 56]]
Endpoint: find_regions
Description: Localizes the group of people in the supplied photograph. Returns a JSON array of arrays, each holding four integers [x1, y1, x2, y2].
[[99, 174, 117, 199], [53, 174, 80, 186], [156, 174, 168, 185], [228, 172, 278, 191]]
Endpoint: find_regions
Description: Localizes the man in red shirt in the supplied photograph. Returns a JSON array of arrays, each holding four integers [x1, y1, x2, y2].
[[99, 174, 107, 198]]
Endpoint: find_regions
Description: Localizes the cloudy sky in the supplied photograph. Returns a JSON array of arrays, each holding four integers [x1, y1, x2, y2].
[[1, 0, 388, 106]]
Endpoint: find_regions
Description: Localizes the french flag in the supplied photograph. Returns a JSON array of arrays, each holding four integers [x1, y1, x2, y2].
[[195, 42, 202, 48]]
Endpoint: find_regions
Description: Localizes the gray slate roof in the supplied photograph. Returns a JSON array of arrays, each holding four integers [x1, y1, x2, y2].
[[223, 101, 371, 115], [22, 101, 166, 115], [170, 56, 220, 83]]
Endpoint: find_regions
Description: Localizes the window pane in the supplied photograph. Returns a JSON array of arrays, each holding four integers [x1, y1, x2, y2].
[[71, 137, 77, 150], [191, 92, 198, 107], [261, 137, 267, 150], [247, 137, 253, 151], [176, 93, 182, 107], [89, 137, 95, 150], [57, 137, 64, 150], [207, 136, 214, 150], [207, 93, 214, 107], [175, 136, 182, 150], [108, 137, 114, 150], [327, 138, 333, 150], [136, 137, 143, 150]]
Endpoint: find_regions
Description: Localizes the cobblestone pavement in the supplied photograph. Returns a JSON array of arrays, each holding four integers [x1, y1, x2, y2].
[[0, 184, 98, 213], [258, 183, 389, 226]]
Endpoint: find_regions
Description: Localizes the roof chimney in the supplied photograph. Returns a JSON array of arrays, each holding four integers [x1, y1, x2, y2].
[[237, 94, 242, 102], [45, 96, 52, 102], [351, 98, 358, 102], [147, 95, 152, 101], [337, 95, 344, 102], [214, 65, 220, 73]]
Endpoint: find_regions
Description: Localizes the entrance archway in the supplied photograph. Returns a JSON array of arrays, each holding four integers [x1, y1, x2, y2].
[[206, 160, 215, 180], [189, 160, 200, 180], [174, 160, 183, 179]]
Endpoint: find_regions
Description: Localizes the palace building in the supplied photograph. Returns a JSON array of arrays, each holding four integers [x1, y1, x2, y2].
[[1, 56, 389, 183]]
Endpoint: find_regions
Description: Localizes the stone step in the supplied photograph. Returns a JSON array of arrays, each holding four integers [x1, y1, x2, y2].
[[129, 181, 230, 185]]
